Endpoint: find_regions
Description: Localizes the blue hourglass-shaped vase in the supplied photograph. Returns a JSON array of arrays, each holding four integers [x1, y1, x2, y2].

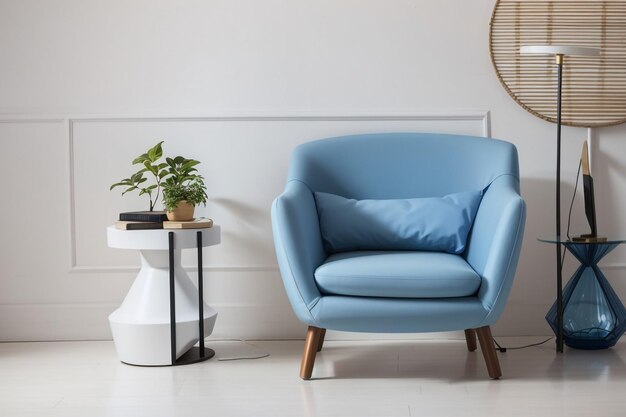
[[546, 242, 626, 349]]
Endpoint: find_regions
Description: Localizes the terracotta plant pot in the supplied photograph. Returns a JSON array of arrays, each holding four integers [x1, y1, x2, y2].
[[166, 200, 195, 221]]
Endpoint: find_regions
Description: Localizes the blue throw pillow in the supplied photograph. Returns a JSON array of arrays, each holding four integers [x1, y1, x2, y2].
[[314, 190, 483, 254]]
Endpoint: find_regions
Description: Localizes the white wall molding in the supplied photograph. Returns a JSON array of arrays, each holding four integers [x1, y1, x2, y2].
[[68, 118, 78, 272], [67, 111, 491, 273], [64, 111, 491, 123], [0, 117, 65, 123], [70, 264, 280, 274]]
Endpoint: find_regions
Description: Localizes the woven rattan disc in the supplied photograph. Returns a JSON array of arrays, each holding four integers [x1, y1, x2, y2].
[[490, 0, 626, 127]]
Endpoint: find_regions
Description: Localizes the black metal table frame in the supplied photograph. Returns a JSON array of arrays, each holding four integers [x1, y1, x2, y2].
[[166, 230, 215, 366]]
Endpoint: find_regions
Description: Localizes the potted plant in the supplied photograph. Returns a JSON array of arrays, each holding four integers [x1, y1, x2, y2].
[[111, 142, 208, 221], [161, 156, 208, 221]]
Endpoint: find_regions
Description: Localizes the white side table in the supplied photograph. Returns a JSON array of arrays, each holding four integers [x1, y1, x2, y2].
[[107, 226, 221, 366]]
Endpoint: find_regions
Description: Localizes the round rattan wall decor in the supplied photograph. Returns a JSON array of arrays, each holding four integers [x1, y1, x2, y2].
[[490, 0, 626, 127]]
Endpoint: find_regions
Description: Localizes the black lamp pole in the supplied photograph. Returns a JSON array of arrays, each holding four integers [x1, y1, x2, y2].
[[555, 53, 564, 353], [520, 44, 600, 353]]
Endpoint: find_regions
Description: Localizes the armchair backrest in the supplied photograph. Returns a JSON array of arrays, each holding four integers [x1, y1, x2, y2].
[[288, 133, 520, 198]]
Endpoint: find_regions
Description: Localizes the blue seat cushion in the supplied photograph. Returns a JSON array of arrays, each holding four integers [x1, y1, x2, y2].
[[314, 251, 481, 298]]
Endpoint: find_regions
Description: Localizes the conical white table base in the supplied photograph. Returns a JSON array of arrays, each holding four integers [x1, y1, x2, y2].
[[107, 226, 220, 366]]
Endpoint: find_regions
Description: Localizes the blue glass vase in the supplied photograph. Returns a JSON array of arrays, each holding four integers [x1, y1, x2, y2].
[[546, 242, 626, 349]]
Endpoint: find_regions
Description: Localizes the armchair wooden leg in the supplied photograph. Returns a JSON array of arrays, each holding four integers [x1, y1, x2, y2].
[[464, 329, 477, 352], [300, 326, 324, 380], [317, 328, 327, 352], [476, 326, 502, 380]]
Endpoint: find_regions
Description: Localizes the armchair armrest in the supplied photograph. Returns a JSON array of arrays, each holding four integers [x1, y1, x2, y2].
[[271, 180, 325, 325], [465, 175, 526, 325]]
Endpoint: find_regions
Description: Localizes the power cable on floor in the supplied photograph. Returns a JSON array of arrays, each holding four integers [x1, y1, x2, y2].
[[492, 337, 553, 353]]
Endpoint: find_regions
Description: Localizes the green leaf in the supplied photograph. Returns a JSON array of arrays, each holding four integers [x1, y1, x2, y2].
[[143, 161, 158, 176], [130, 172, 145, 183], [154, 141, 164, 159], [132, 153, 149, 165], [182, 160, 200, 170], [110, 180, 132, 190], [121, 186, 138, 195], [147, 141, 164, 162]]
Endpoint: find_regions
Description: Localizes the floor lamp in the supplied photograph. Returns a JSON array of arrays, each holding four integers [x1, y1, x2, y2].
[[520, 45, 600, 352]]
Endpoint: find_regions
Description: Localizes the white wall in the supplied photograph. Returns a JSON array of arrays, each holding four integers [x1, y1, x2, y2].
[[1, 0, 625, 341]]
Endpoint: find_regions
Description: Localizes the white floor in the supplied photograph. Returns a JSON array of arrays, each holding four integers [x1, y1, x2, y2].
[[2, 338, 626, 417]]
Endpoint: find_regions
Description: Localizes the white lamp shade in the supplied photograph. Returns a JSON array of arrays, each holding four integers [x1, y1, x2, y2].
[[520, 45, 600, 56]]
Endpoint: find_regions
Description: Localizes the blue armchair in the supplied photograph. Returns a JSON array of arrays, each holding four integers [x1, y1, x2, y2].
[[271, 133, 526, 379]]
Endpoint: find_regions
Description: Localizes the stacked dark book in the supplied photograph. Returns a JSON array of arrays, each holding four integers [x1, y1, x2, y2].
[[115, 211, 168, 230]]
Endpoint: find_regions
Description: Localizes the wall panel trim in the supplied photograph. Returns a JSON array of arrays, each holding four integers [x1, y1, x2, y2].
[[67, 111, 491, 273]]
